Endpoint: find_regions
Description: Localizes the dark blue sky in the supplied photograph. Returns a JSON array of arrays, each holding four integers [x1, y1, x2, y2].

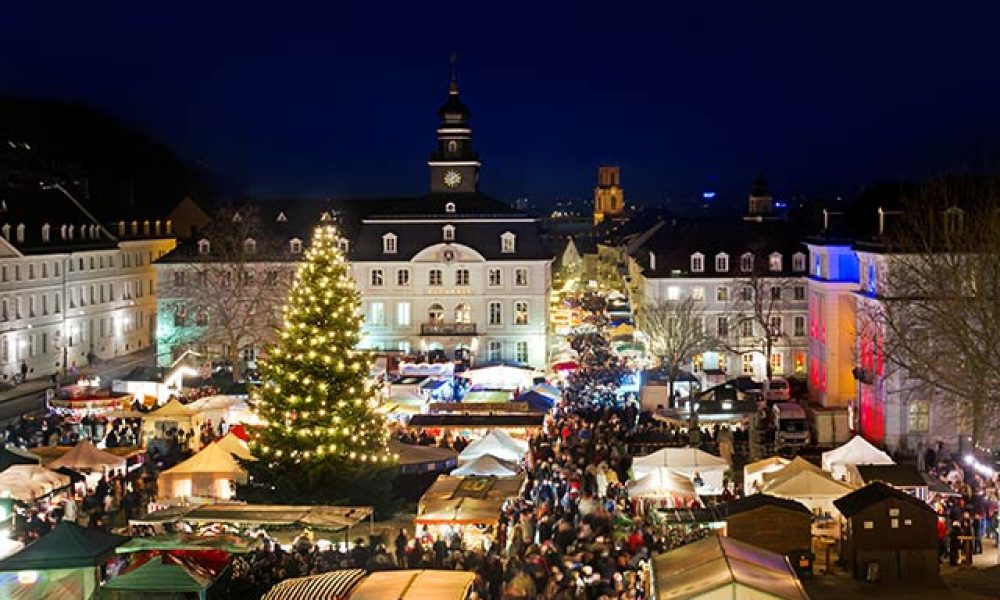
[[3, 2, 999, 207]]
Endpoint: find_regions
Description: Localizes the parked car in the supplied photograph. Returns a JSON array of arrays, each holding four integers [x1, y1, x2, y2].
[[765, 377, 791, 402]]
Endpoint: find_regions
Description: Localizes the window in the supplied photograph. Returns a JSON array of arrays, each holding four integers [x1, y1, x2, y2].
[[396, 268, 410, 287], [488, 340, 502, 362], [173, 271, 186, 287], [428, 303, 445, 323], [447, 140, 458, 153], [442, 225, 455, 241], [717, 317, 729, 337], [28, 264, 34, 280], [54, 262, 59, 277], [741, 286, 753, 301], [244, 238, 256, 254], [716, 286, 729, 302], [770, 286, 781, 300], [197, 239, 210, 255], [515, 341, 529, 363], [15, 224, 24, 243], [488, 301, 502, 325], [488, 268, 502, 287], [740, 320, 754, 337], [174, 307, 187, 327], [501, 232, 516, 254], [514, 268, 528, 287], [382, 233, 397, 254], [514, 301, 529, 325], [742, 353, 754, 374], [794, 285, 805, 301], [769, 253, 782, 272], [369, 302, 385, 326], [41, 295, 47, 315], [740, 253, 754, 272], [908, 400, 930, 433], [770, 352, 784, 374], [690, 253, 704, 273], [195, 309, 209, 326], [445, 202, 456, 213], [792, 252, 806, 272], [1, 266, 6, 282], [454, 303, 471, 323], [769, 316, 783, 334], [54, 293, 60, 314], [691, 286, 705, 301], [28, 297, 34, 317], [41, 263, 47, 278], [666, 286, 680, 301], [398, 341, 411, 354], [794, 315, 806, 337], [290, 238, 303, 254], [943, 207, 964, 234], [14, 266, 20, 281], [692, 317, 703, 334], [455, 269, 470, 286], [715, 253, 729, 272], [370, 269, 384, 287], [338, 238, 350, 253], [41, 224, 50, 243], [428, 269, 443, 286]]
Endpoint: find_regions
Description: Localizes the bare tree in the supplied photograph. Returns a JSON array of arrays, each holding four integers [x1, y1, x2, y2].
[[162, 205, 290, 380], [726, 253, 800, 380], [865, 178, 1000, 446], [636, 296, 719, 403]]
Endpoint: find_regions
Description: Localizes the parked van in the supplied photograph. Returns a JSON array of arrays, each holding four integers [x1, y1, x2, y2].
[[765, 377, 791, 402], [772, 402, 809, 447]]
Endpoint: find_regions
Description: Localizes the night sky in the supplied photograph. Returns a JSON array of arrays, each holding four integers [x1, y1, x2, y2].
[[3, 3, 1000, 208]]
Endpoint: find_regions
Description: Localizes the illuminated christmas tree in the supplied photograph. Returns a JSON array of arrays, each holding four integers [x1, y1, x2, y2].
[[241, 214, 397, 509]]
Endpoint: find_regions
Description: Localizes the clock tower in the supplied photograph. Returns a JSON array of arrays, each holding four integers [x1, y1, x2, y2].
[[428, 67, 480, 193]]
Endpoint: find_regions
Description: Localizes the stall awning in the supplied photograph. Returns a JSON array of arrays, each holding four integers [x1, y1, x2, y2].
[[0, 521, 126, 571], [131, 504, 373, 531], [408, 414, 544, 429], [262, 568, 366, 600], [349, 570, 475, 600], [116, 533, 254, 555]]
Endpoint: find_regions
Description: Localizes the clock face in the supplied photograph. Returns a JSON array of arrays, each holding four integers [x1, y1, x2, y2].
[[443, 170, 463, 188]]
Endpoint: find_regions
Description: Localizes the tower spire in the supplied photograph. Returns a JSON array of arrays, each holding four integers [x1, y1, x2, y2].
[[449, 51, 459, 92]]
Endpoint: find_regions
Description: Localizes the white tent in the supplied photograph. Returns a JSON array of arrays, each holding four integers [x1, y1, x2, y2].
[[157, 443, 248, 501], [457, 430, 528, 464], [214, 431, 257, 461], [627, 466, 700, 507], [632, 448, 729, 494], [0, 465, 71, 502], [450, 455, 520, 478], [762, 469, 855, 517], [490, 429, 530, 454], [461, 365, 540, 390], [743, 456, 791, 495], [47, 439, 128, 472], [821, 435, 894, 480]]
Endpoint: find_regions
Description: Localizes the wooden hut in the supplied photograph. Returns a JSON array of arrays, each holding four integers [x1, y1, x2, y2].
[[833, 481, 938, 582], [716, 494, 813, 557]]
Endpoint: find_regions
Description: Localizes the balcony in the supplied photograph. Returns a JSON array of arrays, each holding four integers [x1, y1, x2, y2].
[[420, 322, 478, 336]]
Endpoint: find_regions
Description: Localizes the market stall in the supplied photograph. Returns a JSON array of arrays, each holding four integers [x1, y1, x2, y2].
[[101, 556, 219, 600], [156, 443, 248, 501], [0, 521, 126, 600], [416, 475, 526, 548], [0, 464, 71, 502], [49, 380, 133, 415], [460, 365, 539, 391], [349, 569, 475, 600], [627, 466, 700, 509], [632, 447, 729, 495], [262, 568, 367, 600], [185, 394, 263, 429], [762, 468, 856, 518], [821, 435, 894, 481], [47, 439, 127, 473], [650, 535, 809, 600], [142, 398, 195, 442], [450, 454, 520, 478], [388, 440, 458, 475], [457, 430, 529, 464], [743, 456, 791, 495], [214, 431, 257, 462]]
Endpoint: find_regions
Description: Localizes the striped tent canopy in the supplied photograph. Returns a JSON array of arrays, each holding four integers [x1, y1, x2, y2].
[[262, 568, 366, 600]]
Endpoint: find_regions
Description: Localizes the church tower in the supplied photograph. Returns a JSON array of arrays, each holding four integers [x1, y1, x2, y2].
[[428, 58, 480, 193], [746, 174, 774, 219], [593, 166, 625, 225]]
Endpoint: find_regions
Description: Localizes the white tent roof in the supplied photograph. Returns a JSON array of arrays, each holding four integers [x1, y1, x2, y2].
[[763, 469, 856, 499], [627, 466, 699, 499], [161, 443, 247, 478], [214, 432, 257, 461], [760, 457, 826, 486], [349, 570, 475, 600], [47, 439, 127, 471], [457, 431, 528, 464], [490, 429, 530, 454], [460, 365, 539, 390], [633, 447, 729, 473], [0, 465, 70, 501], [822, 435, 895, 472], [148, 397, 194, 418], [744, 456, 791, 477], [450, 455, 520, 478]]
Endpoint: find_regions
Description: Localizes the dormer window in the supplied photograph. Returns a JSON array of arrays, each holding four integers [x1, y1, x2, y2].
[[944, 206, 964, 234], [740, 252, 754, 273], [118, 221, 125, 236], [67, 225, 74, 240], [41, 224, 50, 243], [276, 211, 288, 222], [338, 238, 350, 253], [445, 202, 456, 213], [715, 253, 729, 272], [231, 212, 242, 222], [290, 238, 303, 254], [443, 225, 455, 241], [382, 233, 397, 254], [501, 231, 516, 254], [649, 252, 657, 271], [60, 225, 68, 240], [1, 224, 8, 242], [244, 238, 257, 254], [690, 252, 704, 273], [15, 224, 24, 243], [792, 252, 806, 272], [197, 239, 211, 255], [769, 252, 782, 272]]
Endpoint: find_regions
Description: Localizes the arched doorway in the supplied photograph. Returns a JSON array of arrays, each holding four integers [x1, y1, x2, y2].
[[428, 303, 445, 324], [454, 303, 471, 324]]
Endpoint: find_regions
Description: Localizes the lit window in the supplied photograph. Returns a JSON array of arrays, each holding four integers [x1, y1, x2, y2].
[[290, 238, 303, 254], [443, 225, 455, 241], [397, 268, 410, 286], [691, 286, 705, 301], [382, 233, 397, 254], [428, 303, 445, 323], [792, 252, 806, 272], [370, 269, 384, 287], [501, 232, 516, 254], [455, 269, 469, 286], [740, 253, 754, 272], [488, 301, 502, 325], [514, 268, 528, 287], [908, 400, 930, 433], [445, 202, 456, 213], [769, 253, 782, 272], [488, 340, 502, 362], [716, 286, 729, 302], [338, 238, 350, 253], [770, 352, 784, 374], [715, 253, 729, 272], [741, 353, 754, 374], [690, 253, 704, 273], [666, 286, 680, 301], [454, 303, 471, 323], [428, 269, 442, 286], [488, 268, 502, 287], [369, 302, 385, 326], [396, 302, 411, 326], [244, 238, 256, 254], [515, 301, 529, 325], [197, 239, 210, 255]]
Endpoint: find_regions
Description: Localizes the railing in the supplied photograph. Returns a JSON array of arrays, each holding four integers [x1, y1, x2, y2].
[[420, 322, 478, 336]]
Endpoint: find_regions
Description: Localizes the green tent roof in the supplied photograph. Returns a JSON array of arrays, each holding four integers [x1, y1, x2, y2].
[[0, 521, 127, 571], [116, 533, 253, 555], [103, 560, 212, 593]]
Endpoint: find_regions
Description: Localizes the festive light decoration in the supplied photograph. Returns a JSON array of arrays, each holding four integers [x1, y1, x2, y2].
[[248, 216, 395, 467]]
